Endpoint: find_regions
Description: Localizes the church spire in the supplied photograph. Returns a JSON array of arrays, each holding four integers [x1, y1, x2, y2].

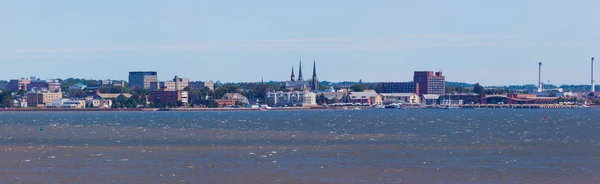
[[298, 60, 303, 81], [312, 59, 319, 91], [312, 59, 317, 77], [291, 67, 296, 81]]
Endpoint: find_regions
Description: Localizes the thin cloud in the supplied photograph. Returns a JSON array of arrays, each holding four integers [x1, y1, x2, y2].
[[1, 34, 597, 54]]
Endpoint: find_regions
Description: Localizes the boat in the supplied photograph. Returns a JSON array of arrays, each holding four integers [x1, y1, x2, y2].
[[353, 107, 361, 110], [385, 103, 403, 109], [373, 105, 385, 109]]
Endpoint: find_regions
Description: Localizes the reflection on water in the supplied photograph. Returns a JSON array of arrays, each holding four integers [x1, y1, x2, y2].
[[0, 109, 599, 183]]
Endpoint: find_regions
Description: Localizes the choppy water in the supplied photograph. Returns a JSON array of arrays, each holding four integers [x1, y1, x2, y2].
[[1, 109, 599, 183]]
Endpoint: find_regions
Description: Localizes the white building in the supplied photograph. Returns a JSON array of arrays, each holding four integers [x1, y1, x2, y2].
[[267, 91, 317, 107], [46, 99, 86, 109], [380, 93, 420, 104]]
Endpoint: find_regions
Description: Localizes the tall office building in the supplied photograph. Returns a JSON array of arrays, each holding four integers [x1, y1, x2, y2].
[[128, 71, 158, 89], [414, 71, 445, 95]]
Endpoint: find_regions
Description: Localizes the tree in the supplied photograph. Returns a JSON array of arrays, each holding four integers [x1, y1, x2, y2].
[[68, 89, 87, 98], [445, 86, 456, 94], [0, 91, 14, 108], [350, 84, 366, 92], [316, 94, 328, 105], [473, 83, 485, 95]]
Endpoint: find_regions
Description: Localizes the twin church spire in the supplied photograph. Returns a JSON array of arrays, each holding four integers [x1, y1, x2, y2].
[[290, 59, 317, 81], [289, 59, 319, 90]]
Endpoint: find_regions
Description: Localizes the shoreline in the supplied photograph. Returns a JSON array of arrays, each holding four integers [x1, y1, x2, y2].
[[0, 105, 596, 112]]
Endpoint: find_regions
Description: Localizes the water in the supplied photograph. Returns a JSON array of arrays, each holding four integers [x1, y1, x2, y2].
[[0, 109, 599, 183]]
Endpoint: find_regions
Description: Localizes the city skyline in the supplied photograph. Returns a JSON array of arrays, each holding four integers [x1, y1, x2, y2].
[[1, 0, 600, 85]]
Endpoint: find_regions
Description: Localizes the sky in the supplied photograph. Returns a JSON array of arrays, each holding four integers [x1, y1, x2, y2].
[[0, 0, 599, 86]]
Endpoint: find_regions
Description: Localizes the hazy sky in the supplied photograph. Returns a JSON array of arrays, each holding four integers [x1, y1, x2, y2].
[[0, 0, 599, 85]]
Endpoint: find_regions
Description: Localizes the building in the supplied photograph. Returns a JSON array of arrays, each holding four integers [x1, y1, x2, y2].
[[69, 83, 87, 90], [0, 81, 7, 90], [379, 82, 418, 93], [439, 93, 481, 105], [150, 90, 188, 106], [380, 93, 420, 104], [8, 78, 31, 92], [46, 99, 86, 109], [421, 94, 441, 105], [150, 81, 176, 91], [128, 71, 158, 89], [267, 91, 317, 107], [87, 99, 112, 108], [188, 81, 215, 91], [46, 79, 61, 92], [93, 93, 133, 100], [481, 94, 558, 104], [311, 60, 319, 91], [214, 93, 249, 107], [347, 90, 382, 105], [280, 61, 314, 91], [14, 98, 27, 108], [316, 92, 346, 103], [151, 76, 189, 91], [27, 90, 63, 107], [414, 71, 445, 95]]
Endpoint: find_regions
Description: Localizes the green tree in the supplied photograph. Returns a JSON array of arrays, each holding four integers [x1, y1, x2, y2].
[[68, 89, 87, 98], [350, 84, 366, 92], [0, 91, 14, 108], [445, 86, 456, 94], [473, 83, 485, 95], [316, 93, 328, 105], [214, 84, 240, 99]]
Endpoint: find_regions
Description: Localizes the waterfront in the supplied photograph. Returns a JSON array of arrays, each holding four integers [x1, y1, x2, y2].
[[1, 109, 600, 183]]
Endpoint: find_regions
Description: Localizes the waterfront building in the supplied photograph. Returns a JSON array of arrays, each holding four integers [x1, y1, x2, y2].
[[27, 89, 63, 107], [421, 94, 441, 105], [379, 82, 418, 94], [188, 81, 215, 91], [347, 90, 382, 105], [414, 71, 445, 95], [128, 71, 158, 89], [380, 93, 421, 104], [439, 93, 480, 105], [150, 89, 188, 106], [46, 99, 86, 109], [267, 91, 317, 107], [87, 99, 112, 108], [480, 94, 558, 104]]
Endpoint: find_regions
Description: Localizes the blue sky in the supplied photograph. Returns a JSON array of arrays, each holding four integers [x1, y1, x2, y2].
[[0, 0, 599, 85]]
